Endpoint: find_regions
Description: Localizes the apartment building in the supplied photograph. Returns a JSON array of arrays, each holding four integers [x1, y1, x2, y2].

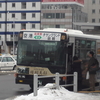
[[0, 0, 41, 54]]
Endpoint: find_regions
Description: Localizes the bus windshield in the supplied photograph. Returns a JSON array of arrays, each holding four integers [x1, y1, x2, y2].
[[17, 40, 66, 67]]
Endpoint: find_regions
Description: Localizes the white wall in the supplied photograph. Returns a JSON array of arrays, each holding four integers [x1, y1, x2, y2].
[[0, 35, 5, 41], [0, 3, 5, 11], [0, 2, 41, 33], [82, 0, 100, 23], [0, 13, 5, 21]]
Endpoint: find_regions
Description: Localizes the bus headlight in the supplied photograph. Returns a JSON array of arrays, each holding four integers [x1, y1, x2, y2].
[[18, 75, 25, 78], [17, 67, 29, 74], [22, 75, 25, 78]]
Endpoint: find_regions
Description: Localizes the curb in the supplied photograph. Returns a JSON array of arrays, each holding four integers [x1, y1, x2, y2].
[[5, 96, 17, 100], [79, 90, 100, 93]]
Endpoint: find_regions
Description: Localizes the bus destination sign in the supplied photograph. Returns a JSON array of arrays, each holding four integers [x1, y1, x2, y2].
[[23, 32, 61, 41]]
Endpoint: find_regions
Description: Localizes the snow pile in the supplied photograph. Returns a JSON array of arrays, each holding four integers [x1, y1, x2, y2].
[[12, 84, 100, 100]]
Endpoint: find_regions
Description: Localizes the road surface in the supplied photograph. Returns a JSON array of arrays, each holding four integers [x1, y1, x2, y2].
[[0, 73, 32, 100]]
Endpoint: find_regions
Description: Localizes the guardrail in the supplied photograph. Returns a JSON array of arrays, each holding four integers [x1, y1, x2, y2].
[[33, 72, 77, 96]]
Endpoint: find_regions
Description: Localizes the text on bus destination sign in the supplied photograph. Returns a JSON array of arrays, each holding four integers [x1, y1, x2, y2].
[[23, 32, 61, 41]]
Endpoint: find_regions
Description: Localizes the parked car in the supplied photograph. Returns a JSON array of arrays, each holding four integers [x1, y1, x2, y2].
[[0, 54, 16, 71], [12, 55, 17, 61]]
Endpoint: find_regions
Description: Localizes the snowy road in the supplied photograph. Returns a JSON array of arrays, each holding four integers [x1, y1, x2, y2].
[[0, 74, 32, 100]]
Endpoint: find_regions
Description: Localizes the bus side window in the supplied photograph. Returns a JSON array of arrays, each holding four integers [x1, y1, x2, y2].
[[86, 41, 91, 48]]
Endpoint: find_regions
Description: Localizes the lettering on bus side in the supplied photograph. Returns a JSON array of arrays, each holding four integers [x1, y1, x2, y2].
[[30, 70, 47, 75]]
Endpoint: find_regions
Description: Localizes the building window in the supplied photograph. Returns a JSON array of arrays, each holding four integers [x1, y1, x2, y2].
[[0, 3, 2, 7], [43, 13, 65, 19], [85, 18, 87, 22], [21, 13, 26, 19], [0, 13, 1, 18], [32, 3, 36, 7], [12, 3, 15, 7], [12, 23, 15, 28], [60, 25, 65, 28], [55, 25, 60, 28], [56, 13, 60, 18], [92, 0, 95, 4], [21, 2, 26, 9], [61, 13, 65, 18], [75, 39, 96, 59], [32, 24, 35, 28], [92, 19, 95, 23], [21, 23, 26, 29], [99, 19, 100, 22], [0, 36, 1, 40], [46, 13, 55, 19], [45, 13, 53, 19], [12, 14, 15, 18], [92, 9, 95, 13], [42, 4, 68, 10], [32, 13, 35, 18], [0, 24, 1, 28]]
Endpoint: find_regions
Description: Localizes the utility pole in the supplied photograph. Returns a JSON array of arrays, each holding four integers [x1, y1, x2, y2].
[[5, 0, 7, 53], [13, 19, 15, 55], [72, 7, 74, 29]]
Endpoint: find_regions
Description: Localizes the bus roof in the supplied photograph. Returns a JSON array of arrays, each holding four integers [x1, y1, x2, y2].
[[20, 28, 100, 40], [20, 28, 83, 34]]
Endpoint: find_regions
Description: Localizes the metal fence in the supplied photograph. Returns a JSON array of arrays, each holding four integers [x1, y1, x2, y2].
[[33, 72, 77, 96]]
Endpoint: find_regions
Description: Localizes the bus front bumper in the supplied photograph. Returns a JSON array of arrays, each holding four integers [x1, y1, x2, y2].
[[15, 74, 55, 85], [15, 74, 33, 85]]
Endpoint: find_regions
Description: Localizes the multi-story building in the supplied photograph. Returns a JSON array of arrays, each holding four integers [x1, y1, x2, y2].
[[82, 0, 100, 23], [74, 0, 100, 34], [0, 0, 41, 54], [41, 0, 87, 30]]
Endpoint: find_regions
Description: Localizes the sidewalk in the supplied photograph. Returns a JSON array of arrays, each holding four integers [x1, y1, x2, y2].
[[79, 90, 100, 93], [0, 70, 16, 75], [79, 86, 100, 93]]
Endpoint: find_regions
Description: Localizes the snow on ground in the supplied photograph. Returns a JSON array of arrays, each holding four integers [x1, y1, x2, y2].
[[6, 83, 100, 100]]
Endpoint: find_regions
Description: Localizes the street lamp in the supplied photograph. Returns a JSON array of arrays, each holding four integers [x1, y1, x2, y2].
[[12, 18, 18, 55], [4, 0, 7, 54]]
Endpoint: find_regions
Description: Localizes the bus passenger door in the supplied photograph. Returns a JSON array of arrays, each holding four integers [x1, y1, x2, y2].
[[65, 43, 74, 91], [67, 43, 73, 74]]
